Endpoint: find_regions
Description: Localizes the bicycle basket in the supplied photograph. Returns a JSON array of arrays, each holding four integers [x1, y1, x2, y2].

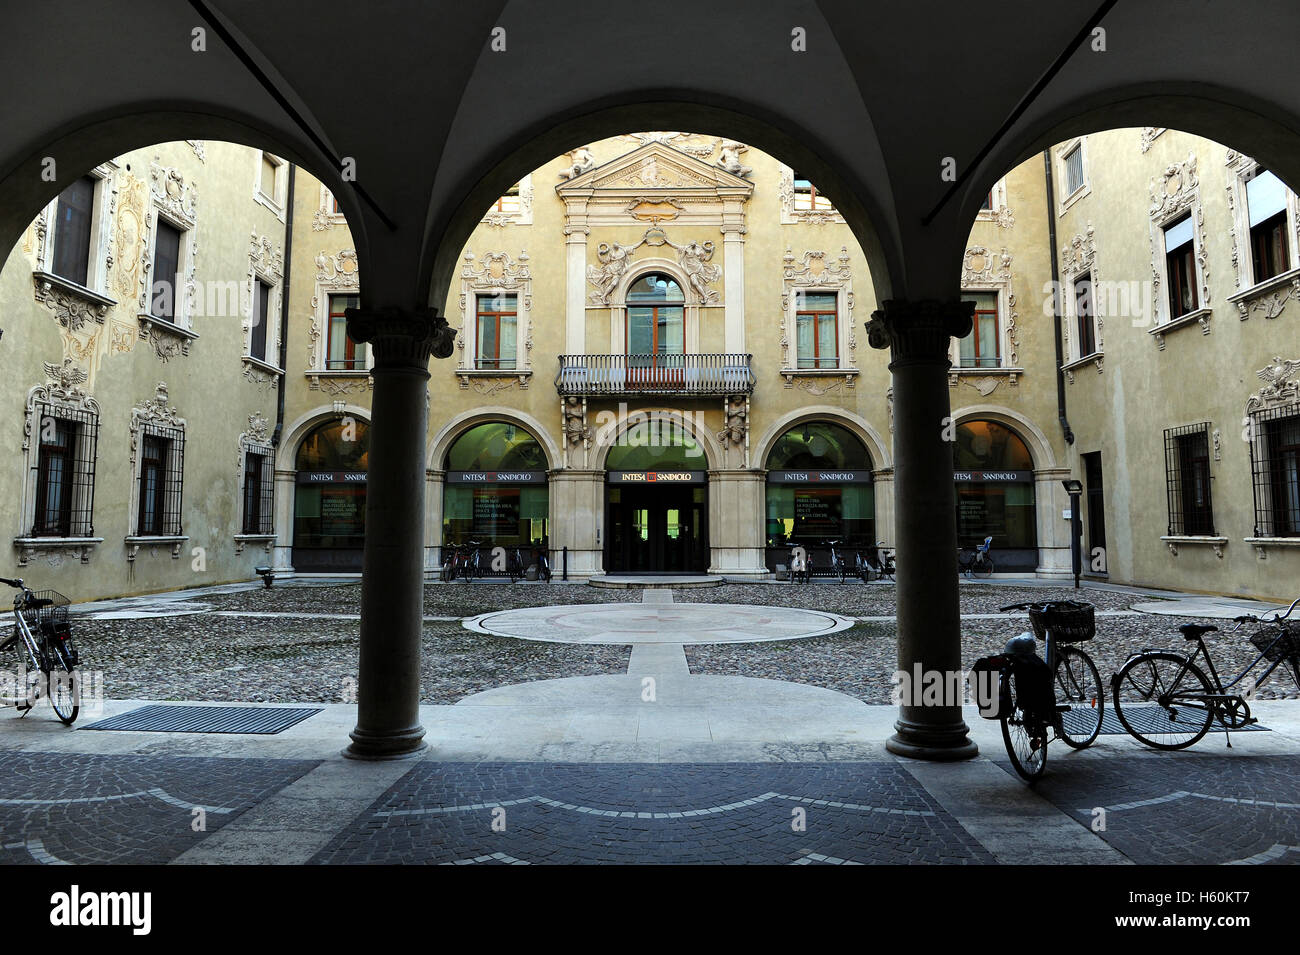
[[1027, 601, 1095, 643], [1251, 624, 1300, 666], [19, 590, 70, 631]]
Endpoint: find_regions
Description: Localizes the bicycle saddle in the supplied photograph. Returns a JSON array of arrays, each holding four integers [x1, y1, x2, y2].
[[1178, 623, 1218, 640]]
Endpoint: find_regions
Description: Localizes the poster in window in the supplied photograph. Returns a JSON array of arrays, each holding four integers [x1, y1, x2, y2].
[[793, 487, 841, 538], [473, 488, 520, 537]]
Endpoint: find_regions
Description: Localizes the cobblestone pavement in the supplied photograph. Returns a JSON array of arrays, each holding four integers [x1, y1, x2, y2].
[[75, 617, 629, 704], [1020, 754, 1300, 865], [0, 753, 317, 864], [309, 762, 993, 865]]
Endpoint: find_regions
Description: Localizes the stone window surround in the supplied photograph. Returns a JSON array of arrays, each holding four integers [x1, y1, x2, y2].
[[1225, 152, 1300, 317], [778, 165, 845, 225], [244, 232, 285, 375], [235, 418, 275, 554], [1148, 156, 1212, 349], [481, 173, 534, 227], [32, 161, 118, 306], [973, 177, 1012, 227], [253, 150, 288, 222], [125, 383, 189, 560], [1059, 224, 1103, 378], [780, 247, 856, 383], [457, 249, 533, 388], [313, 183, 348, 231], [951, 246, 1021, 383], [14, 382, 105, 566], [307, 249, 371, 381], [1055, 137, 1092, 216]]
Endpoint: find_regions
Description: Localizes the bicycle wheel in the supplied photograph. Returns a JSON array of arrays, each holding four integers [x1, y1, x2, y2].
[[43, 644, 77, 726], [1112, 651, 1214, 750], [441, 558, 453, 583], [1001, 670, 1048, 782], [1054, 645, 1103, 748], [973, 555, 994, 579], [838, 559, 847, 584]]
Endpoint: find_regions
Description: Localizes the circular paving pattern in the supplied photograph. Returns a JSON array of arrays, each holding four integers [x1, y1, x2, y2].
[[464, 602, 853, 645]]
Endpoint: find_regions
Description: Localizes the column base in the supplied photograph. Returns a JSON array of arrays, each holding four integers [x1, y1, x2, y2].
[[885, 716, 979, 761], [344, 724, 429, 761]]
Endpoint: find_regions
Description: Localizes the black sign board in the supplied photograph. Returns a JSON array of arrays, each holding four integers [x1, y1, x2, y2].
[[607, 470, 707, 485], [297, 470, 367, 484], [953, 470, 1033, 483], [767, 470, 873, 484], [445, 470, 548, 484]]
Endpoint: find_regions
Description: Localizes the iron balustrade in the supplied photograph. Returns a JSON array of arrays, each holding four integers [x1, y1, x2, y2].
[[556, 353, 755, 396]]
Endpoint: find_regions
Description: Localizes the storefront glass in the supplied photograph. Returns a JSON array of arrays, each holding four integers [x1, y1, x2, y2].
[[293, 419, 369, 570], [953, 420, 1038, 569], [443, 422, 549, 548], [765, 422, 875, 570]]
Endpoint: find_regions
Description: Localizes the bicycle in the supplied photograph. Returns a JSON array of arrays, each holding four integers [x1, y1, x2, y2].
[[872, 542, 895, 582], [957, 536, 995, 578], [0, 577, 79, 725], [826, 539, 849, 584], [506, 546, 526, 584], [973, 600, 1103, 782], [854, 548, 873, 582], [1111, 596, 1300, 750], [533, 541, 552, 582]]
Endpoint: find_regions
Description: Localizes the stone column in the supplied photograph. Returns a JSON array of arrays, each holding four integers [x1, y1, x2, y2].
[[721, 216, 746, 354], [866, 300, 978, 760], [1034, 466, 1073, 578], [549, 469, 605, 577], [425, 468, 445, 574], [708, 469, 767, 577], [343, 306, 453, 760], [271, 468, 296, 575], [871, 466, 895, 550]]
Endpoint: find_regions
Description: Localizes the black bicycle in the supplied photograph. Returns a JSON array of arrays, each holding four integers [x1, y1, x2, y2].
[[0, 577, 79, 725], [533, 541, 552, 582], [786, 542, 811, 585], [957, 536, 995, 578], [1111, 596, 1300, 750]]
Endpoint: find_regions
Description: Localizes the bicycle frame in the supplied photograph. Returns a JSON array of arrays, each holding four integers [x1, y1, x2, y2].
[[1140, 630, 1297, 709], [3, 603, 48, 708]]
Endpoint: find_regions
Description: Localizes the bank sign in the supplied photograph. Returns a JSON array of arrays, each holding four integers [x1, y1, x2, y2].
[[297, 470, 367, 484], [953, 470, 1033, 483], [767, 470, 873, 484], [446, 470, 548, 484], [607, 470, 707, 484]]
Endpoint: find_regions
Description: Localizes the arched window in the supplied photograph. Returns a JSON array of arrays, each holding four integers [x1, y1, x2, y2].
[[443, 422, 549, 550], [764, 422, 874, 566], [626, 273, 684, 362], [295, 418, 369, 471], [952, 420, 1037, 566], [292, 418, 370, 571]]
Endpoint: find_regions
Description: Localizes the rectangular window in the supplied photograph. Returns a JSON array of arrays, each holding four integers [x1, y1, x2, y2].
[[1163, 214, 1197, 319], [51, 175, 96, 287], [251, 279, 271, 362], [260, 155, 279, 199], [136, 426, 185, 537], [793, 175, 833, 212], [326, 293, 365, 370], [495, 183, 521, 214], [151, 219, 182, 322], [979, 190, 993, 211], [1249, 407, 1300, 538], [1074, 276, 1096, 358], [1083, 451, 1106, 569], [1064, 145, 1084, 195], [958, 291, 1000, 368], [1247, 169, 1290, 283], [1164, 423, 1215, 536], [795, 292, 838, 369], [476, 293, 518, 370], [30, 404, 99, 538], [241, 449, 274, 535]]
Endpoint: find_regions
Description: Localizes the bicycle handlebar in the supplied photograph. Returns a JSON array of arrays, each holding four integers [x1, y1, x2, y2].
[[0, 577, 23, 588]]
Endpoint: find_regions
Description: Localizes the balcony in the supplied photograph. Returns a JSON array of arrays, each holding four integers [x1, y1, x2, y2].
[[556, 353, 755, 396]]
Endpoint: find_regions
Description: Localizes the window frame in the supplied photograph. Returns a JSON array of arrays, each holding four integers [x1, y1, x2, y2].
[[794, 292, 839, 370], [1227, 158, 1300, 301], [18, 385, 102, 555], [1163, 423, 1216, 537], [476, 292, 520, 371], [34, 162, 117, 301], [1248, 404, 1300, 539], [326, 292, 366, 371], [1054, 138, 1092, 216], [253, 150, 288, 220]]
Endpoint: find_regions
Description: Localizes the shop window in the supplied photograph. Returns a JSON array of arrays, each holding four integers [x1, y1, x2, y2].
[[293, 419, 369, 567], [952, 420, 1037, 566], [443, 423, 550, 553], [1163, 423, 1215, 536]]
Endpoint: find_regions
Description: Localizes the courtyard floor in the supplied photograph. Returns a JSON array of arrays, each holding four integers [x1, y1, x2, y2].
[[1, 576, 1298, 866]]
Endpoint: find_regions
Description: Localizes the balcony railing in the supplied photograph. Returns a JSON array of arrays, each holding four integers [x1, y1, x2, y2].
[[556, 353, 755, 396]]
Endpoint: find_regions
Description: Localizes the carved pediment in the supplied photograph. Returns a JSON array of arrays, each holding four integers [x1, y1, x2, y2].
[[556, 141, 754, 196]]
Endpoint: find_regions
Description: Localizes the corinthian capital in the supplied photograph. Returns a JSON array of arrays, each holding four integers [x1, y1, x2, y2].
[[345, 306, 455, 369], [865, 299, 974, 367]]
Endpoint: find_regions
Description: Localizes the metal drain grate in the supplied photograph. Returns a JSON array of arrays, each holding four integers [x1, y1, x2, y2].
[[1061, 706, 1267, 737], [83, 705, 323, 735]]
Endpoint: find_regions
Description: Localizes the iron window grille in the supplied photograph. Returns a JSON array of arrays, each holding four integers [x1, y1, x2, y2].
[[1249, 402, 1300, 538], [241, 445, 275, 535], [1164, 422, 1215, 536], [30, 402, 99, 537], [137, 422, 185, 536]]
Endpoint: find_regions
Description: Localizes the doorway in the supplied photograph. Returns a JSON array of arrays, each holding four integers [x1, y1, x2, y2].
[[606, 483, 708, 573]]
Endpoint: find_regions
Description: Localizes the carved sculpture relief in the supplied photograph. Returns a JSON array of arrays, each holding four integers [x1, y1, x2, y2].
[[558, 148, 596, 180], [780, 247, 855, 380], [563, 396, 590, 448], [1247, 357, 1300, 415], [586, 227, 719, 305], [1060, 223, 1104, 381], [458, 249, 533, 387], [34, 280, 108, 331], [1225, 151, 1300, 320], [1140, 128, 1167, 153], [716, 141, 752, 178], [717, 395, 749, 448], [953, 246, 1019, 383], [482, 173, 534, 227], [308, 247, 361, 389]]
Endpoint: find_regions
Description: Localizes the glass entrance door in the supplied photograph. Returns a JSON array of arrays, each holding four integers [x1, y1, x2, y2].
[[607, 485, 707, 573]]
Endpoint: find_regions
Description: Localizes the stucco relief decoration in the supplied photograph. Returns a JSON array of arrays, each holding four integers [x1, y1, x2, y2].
[[128, 382, 185, 478], [621, 132, 720, 159], [22, 361, 96, 456], [308, 248, 365, 394], [954, 245, 1019, 382], [1246, 357, 1300, 415], [458, 249, 533, 387], [716, 141, 752, 178], [624, 196, 685, 221], [114, 171, 147, 313], [186, 141, 206, 162], [780, 247, 855, 379], [1060, 223, 1104, 381], [563, 397, 590, 448], [717, 395, 749, 449], [34, 280, 108, 332], [558, 148, 596, 180], [1147, 153, 1211, 342], [482, 175, 534, 227], [586, 228, 719, 305], [1140, 127, 1167, 153], [1224, 152, 1300, 320], [778, 166, 844, 225]]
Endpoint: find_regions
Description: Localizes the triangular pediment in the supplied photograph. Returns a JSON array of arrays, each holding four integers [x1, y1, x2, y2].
[[556, 141, 754, 196]]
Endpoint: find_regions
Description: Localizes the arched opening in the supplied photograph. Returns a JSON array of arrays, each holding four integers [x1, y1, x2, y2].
[[605, 426, 708, 574], [292, 418, 370, 572], [626, 272, 685, 386], [764, 422, 875, 574], [952, 420, 1036, 572], [442, 422, 550, 572]]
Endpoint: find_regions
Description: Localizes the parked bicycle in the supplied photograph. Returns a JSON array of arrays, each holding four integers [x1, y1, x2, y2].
[[826, 540, 850, 583], [957, 536, 995, 578], [0, 577, 79, 725], [1111, 597, 1300, 750], [972, 600, 1103, 781], [872, 542, 895, 582], [440, 540, 484, 582], [533, 541, 552, 582]]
